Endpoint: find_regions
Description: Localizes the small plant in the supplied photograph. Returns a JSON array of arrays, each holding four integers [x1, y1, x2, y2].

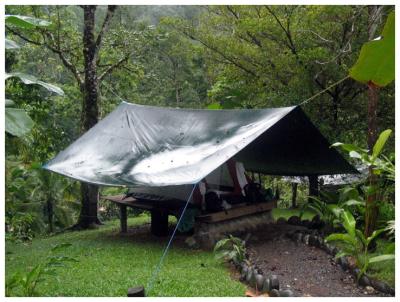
[[6, 212, 36, 242], [214, 235, 246, 265], [6, 242, 78, 296], [325, 211, 394, 279]]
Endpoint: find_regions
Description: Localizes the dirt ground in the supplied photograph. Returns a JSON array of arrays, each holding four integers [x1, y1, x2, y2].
[[246, 224, 389, 297]]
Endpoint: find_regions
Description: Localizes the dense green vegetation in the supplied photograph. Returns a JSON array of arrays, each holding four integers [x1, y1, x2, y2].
[[5, 4, 395, 297]]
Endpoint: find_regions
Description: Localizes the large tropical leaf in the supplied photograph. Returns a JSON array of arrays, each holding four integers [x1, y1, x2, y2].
[[349, 11, 395, 87], [5, 38, 20, 50], [6, 72, 64, 96], [5, 107, 34, 137], [366, 228, 386, 246], [5, 15, 51, 29], [341, 211, 356, 238], [372, 129, 392, 161], [325, 233, 357, 246], [369, 254, 395, 263], [5, 99, 15, 107]]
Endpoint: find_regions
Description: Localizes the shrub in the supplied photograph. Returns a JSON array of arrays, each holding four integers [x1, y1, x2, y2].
[[214, 235, 246, 265], [325, 211, 394, 279]]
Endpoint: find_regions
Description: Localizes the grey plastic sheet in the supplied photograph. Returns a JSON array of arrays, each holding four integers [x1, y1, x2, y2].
[[44, 102, 357, 187]]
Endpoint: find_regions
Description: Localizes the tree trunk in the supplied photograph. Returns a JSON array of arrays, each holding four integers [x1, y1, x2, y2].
[[364, 82, 379, 237], [291, 183, 298, 208], [77, 6, 101, 228], [46, 198, 54, 233], [308, 175, 319, 202], [364, 5, 382, 237]]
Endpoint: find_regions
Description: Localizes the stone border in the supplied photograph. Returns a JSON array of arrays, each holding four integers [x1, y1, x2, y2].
[[232, 259, 295, 297], [285, 228, 395, 296]]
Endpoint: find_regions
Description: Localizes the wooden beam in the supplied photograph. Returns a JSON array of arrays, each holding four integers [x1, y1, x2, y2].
[[151, 210, 169, 236], [119, 204, 127, 233], [196, 200, 277, 223]]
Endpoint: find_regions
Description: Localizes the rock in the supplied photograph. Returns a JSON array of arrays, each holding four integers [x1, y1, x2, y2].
[[308, 235, 317, 246], [269, 289, 280, 297], [276, 217, 286, 225], [127, 286, 145, 297], [317, 236, 324, 247], [303, 234, 310, 245], [365, 286, 375, 295], [262, 277, 271, 293], [279, 289, 294, 297], [288, 216, 301, 225], [240, 265, 249, 281], [240, 262, 248, 273], [295, 232, 303, 242], [246, 268, 254, 283], [352, 268, 361, 278], [339, 257, 349, 270], [255, 274, 265, 290], [269, 275, 280, 290], [358, 275, 371, 287], [286, 231, 296, 240], [370, 279, 393, 295], [249, 269, 257, 287]]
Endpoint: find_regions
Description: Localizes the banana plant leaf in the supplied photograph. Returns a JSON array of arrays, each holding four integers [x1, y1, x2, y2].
[[5, 14, 51, 28], [349, 11, 395, 87], [5, 107, 34, 137], [6, 72, 64, 96], [5, 99, 15, 107], [5, 38, 20, 50]]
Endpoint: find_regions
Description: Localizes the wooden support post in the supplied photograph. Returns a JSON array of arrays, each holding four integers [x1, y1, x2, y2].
[[291, 183, 298, 208], [308, 175, 319, 201], [151, 209, 169, 237], [120, 204, 127, 233]]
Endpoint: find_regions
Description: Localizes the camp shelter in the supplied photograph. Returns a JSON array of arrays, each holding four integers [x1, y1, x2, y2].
[[44, 101, 357, 235]]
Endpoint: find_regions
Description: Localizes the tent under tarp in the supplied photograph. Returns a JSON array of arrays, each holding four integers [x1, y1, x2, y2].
[[44, 102, 357, 188]]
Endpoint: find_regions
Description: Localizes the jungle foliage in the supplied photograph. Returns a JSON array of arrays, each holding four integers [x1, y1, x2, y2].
[[5, 5, 394, 238]]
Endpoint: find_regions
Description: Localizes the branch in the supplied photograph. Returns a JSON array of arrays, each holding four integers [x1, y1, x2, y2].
[[180, 30, 257, 77], [43, 31, 84, 86], [7, 25, 84, 87], [95, 5, 117, 57], [6, 26, 43, 46], [98, 52, 131, 82], [314, 73, 336, 99], [265, 6, 297, 55]]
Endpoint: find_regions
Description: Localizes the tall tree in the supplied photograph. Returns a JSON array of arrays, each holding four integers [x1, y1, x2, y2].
[[78, 5, 117, 228], [6, 5, 131, 228]]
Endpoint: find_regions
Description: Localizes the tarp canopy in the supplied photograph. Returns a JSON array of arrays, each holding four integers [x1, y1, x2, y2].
[[44, 102, 357, 187]]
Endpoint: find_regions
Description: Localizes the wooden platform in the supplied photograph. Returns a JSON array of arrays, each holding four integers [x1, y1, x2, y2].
[[196, 200, 277, 223], [101, 194, 277, 235]]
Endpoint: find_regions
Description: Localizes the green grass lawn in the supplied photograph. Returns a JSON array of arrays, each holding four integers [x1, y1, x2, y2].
[[5, 216, 246, 297]]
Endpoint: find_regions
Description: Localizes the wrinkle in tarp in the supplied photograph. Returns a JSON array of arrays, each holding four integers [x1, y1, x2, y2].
[[44, 102, 357, 187]]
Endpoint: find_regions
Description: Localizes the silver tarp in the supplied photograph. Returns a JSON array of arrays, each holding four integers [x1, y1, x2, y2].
[[44, 102, 357, 187]]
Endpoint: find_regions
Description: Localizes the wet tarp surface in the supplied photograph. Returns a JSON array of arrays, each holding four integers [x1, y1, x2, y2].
[[44, 102, 357, 187]]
